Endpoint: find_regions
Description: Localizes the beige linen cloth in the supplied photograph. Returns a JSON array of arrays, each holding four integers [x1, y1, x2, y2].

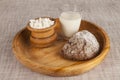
[[0, 0, 120, 80]]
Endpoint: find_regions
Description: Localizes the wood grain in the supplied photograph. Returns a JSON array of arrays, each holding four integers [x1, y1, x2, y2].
[[27, 18, 57, 47], [12, 19, 110, 76]]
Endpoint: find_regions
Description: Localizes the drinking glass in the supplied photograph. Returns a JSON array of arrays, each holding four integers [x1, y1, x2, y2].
[[59, 4, 82, 39]]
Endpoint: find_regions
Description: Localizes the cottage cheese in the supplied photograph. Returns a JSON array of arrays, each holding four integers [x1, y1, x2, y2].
[[29, 18, 54, 29]]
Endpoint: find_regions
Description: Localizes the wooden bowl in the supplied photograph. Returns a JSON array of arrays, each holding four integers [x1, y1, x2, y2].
[[12, 19, 110, 76], [27, 18, 57, 47]]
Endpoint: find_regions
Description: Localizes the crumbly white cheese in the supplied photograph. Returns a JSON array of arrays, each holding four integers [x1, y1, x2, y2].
[[29, 18, 54, 29]]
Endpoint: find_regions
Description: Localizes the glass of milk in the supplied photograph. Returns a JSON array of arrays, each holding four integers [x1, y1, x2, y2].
[[59, 4, 82, 39]]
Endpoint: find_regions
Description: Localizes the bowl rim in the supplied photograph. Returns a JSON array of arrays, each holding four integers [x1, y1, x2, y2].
[[27, 17, 57, 32]]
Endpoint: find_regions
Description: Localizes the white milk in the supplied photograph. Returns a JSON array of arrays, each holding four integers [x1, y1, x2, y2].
[[59, 11, 81, 37]]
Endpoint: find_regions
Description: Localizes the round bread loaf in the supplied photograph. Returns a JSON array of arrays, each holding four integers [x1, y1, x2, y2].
[[61, 30, 100, 60]]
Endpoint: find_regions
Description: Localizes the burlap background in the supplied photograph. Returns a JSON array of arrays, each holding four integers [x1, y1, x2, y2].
[[0, 0, 120, 80]]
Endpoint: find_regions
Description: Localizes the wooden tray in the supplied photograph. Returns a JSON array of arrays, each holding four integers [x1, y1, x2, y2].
[[12, 19, 110, 76]]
